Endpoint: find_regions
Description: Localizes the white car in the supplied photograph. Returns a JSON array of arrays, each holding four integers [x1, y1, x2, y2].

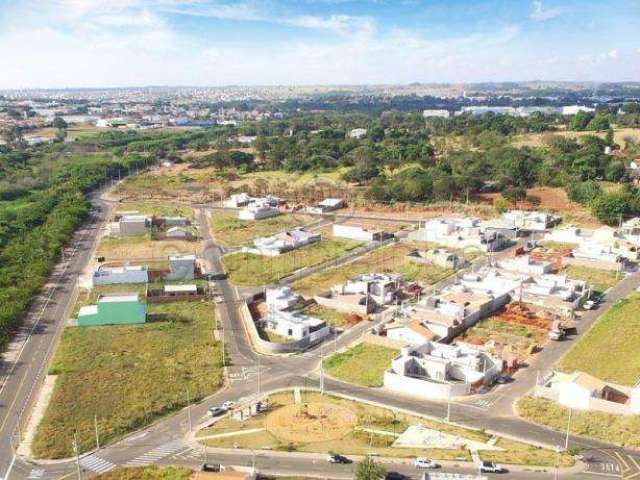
[[479, 461, 505, 473], [413, 458, 439, 469], [221, 401, 235, 410], [583, 300, 596, 310]]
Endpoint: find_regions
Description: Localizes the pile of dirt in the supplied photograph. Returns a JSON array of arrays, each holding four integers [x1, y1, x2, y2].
[[495, 303, 551, 331]]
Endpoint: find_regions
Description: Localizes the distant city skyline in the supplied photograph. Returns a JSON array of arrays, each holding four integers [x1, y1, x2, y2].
[[1, 0, 638, 89]]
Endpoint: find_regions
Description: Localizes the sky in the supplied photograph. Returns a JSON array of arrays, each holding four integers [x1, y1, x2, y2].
[[0, 0, 638, 89]]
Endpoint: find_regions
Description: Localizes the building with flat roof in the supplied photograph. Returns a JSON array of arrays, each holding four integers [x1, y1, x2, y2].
[[332, 223, 387, 242], [119, 214, 148, 237], [248, 228, 320, 256], [409, 217, 508, 252], [306, 198, 345, 214], [77, 294, 146, 326], [238, 202, 279, 221], [168, 254, 196, 280], [92, 264, 149, 286], [384, 342, 501, 400]]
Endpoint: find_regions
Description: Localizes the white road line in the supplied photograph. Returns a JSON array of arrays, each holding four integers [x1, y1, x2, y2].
[[124, 439, 185, 466], [79, 454, 116, 474], [27, 469, 44, 479]]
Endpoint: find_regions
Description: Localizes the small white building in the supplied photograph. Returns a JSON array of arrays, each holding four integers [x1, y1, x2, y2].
[[248, 228, 320, 256], [166, 226, 193, 239], [562, 105, 595, 115], [306, 198, 345, 214], [406, 248, 464, 270], [168, 254, 196, 280], [333, 273, 400, 306], [422, 109, 450, 118], [349, 128, 367, 139], [264, 310, 330, 342], [266, 287, 300, 310], [497, 255, 554, 275], [163, 216, 189, 226], [92, 265, 149, 286], [238, 203, 279, 221], [409, 217, 508, 252], [501, 210, 559, 231], [386, 320, 439, 345], [119, 215, 148, 237], [384, 342, 501, 400], [332, 223, 386, 242], [224, 193, 253, 208]]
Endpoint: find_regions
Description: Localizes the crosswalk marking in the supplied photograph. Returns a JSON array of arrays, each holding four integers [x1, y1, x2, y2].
[[79, 454, 116, 474], [27, 469, 45, 479], [125, 439, 185, 466]]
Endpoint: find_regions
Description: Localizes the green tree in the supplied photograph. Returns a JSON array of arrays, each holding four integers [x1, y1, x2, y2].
[[354, 456, 386, 480], [52, 116, 68, 129], [605, 128, 614, 146], [587, 113, 610, 132]]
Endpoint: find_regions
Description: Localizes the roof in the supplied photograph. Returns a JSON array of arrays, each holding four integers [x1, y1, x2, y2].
[[553, 371, 609, 392], [167, 226, 189, 233], [121, 215, 147, 222], [170, 254, 196, 261], [78, 305, 98, 316], [98, 294, 140, 303], [164, 284, 197, 293], [407, 320, 438, 341]]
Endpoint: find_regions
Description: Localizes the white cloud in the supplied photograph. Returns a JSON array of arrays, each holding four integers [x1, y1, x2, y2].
[[529, 1, 561, 21]]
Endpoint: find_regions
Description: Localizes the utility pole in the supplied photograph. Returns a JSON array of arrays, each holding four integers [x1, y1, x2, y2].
[[320, 341, 325, 396], [565, 408, 572, 450], [445, 389, 451, 423], [186, 389, 192, 433], [258, 355, 262, 395], [334, 328, 338, 353], [73, 433, 82, 480], [94, 414, 100, 450]]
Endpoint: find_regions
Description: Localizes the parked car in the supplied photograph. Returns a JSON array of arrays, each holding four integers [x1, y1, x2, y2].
[[327, 453, 351, 464], [221, 401, 235, 410], [207, 406, 226, 417], [202, 463, 222, 472], [479, 461, 506, 473], [385, 472, 407, 480], [413, 458, 439, 469], [583, 300, 596, 310], [495, 375, 512, 385], [548, 328, 565, 341]]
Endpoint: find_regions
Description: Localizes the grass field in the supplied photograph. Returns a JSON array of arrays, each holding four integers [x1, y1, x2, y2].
[[291, 243, 453, 296], [323, 343, 399, 387], [562, 265, 620, 293], [222, 239, 362, 286], [298, 303, 352, 328], [512, 127, 640, 149], [95, 466, 193, 480], [96, 233, 200, 261], [115, 200, 193, 219], [459, 317, 547, 358], [209, 211, 315, 247], [32, 301, 222, 459], [558, 293, 640, 386], [517, 396, 640, 448], [197, 391, 572, 466]]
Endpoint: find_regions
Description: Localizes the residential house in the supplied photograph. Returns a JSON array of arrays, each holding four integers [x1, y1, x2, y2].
[[263, 310, 330, 343], [408, 217, 508, 252], [77, 294, 146, 326], [247, 228, 320, 256], [386, 319, 439, 345], [332, 223, 388, 242], [519, 274, 590, 314], [224, 193, 252, 208], [406, 248, 465, 270], [536, 371, 640, 415], [333, 273, 400, 306], [119, 214, 148, 237], [166, 226, 193, 239], [162, 216, 189, 226], [92, 264, 149, 286], [497, 255, 554, 276], [238, 202, 279, 221], [306, 198, 345, 214], [168, 254, 196, 280], [384, 342, 501, 400], [265, 287, 300, 310], [500, 210, 560, 231]]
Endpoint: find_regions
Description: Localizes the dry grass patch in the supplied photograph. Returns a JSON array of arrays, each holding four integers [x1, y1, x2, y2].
[[94, 466, 193, 480], [32, 301, 222, 459], [323, 343, 399, 387], [558, 293, 640, 385], [96, 234, 200, 261], [562, 265, 620, 293]]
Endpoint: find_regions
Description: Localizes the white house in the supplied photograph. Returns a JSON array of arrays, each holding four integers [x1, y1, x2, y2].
[[264, 310, 330, 343], [501, 210, 560, 231], [386, 320, 439, 345], [248, 228, 320, 256], [562, 105, 595, 115], [224, 193, 253, 208], [519, 274, 590, 314], [166, 226, 193, 239], [332, 223, 386, 242], [536, 371, 640, 415], [384, 342, 501, 400], [168, 254, 196, 280], [497, 255, 554, 276], [406, 248, 464, 270], [119, 215, 148, 237], [306, 198, 345, 214], [238, 202, 279, 221], [92, 265, 149, 286], [333, 273, 400, 306], [349, 128, 367, 139], [408, 217, 508, 252], [265, 287, 300, 310]]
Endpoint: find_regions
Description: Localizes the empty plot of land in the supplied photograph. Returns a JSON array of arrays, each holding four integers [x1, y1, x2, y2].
[[209, 211, 315, 247], [517, 396, 640, 448], [96, 234, 200, 261], [115, 200, 193, 218], [291, 242, 454, 296], [562, 265, 621, 293], [512, 128, 640, 149], [323, 343, 399, 387], [32, 301, 222, 459], [94, 466, 193, 480], [558, 293, 640, 386], [222, 239, 362, 286]]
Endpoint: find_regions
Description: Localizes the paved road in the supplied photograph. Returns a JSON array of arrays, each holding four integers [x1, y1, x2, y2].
[[0, 194, 111, 480], [3, 203, 640, 479]]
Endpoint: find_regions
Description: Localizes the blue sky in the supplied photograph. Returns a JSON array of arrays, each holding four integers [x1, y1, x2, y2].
[[0, 0, 638, 88]]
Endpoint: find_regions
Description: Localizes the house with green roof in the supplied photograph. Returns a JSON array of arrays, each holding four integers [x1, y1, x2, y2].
[[77, 294, 146, 326]]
